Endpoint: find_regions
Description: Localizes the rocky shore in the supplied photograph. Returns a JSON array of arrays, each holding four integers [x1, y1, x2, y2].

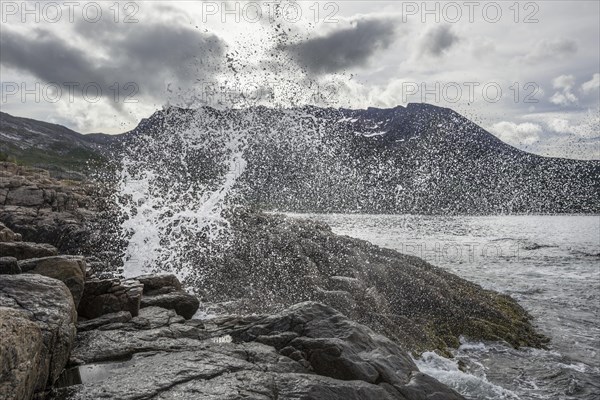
[[0, 220, 463, 400], [0, 162, 548, 399]]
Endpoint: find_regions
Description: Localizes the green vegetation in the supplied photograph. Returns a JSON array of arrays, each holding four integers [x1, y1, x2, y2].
[[0, 141, 105, 177]]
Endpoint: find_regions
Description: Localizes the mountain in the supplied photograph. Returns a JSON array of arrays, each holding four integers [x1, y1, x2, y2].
[[116, 104, 600, 214], [1, 105, 598, 213], [0, 112, 113, 176]]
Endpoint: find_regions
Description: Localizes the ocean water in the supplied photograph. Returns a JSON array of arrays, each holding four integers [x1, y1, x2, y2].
[[291, 214, 600, 400]]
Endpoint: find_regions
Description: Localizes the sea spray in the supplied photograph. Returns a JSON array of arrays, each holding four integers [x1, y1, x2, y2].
[[116, 107, 251, 281], [114, 106, 343, 282]]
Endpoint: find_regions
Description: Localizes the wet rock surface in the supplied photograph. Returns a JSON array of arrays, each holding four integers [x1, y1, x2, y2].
[[137, 274, 200, 319], [59, 302, 464, 400], [140, 291, 200, 319], [76, 311, 133, 332], [192, 209, 549, 354], [137, 274, 182, 294], [77, 278, 143, 319]]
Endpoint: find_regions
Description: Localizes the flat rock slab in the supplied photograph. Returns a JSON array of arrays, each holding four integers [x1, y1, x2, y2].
[[0, 241, 58, 260], [65, 302, 464, 400], [56, 346, 405, 400], [77, 311, 133, 332]]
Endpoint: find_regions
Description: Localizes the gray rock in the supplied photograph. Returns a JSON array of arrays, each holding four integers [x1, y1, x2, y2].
[[140, 291, 199, 319], [78, 278, 143, 319], [58, 345, 403, 400], [0, 205, 93, 256], [135, 274, 182, 294], [0, 274, 77, 396], [0, 256, 20, 275], [228, 302, 463, 398], [0, 222, 21, 242], [196, 210, 548, 354], [77, 311, 133, 332], [19, 255, 86, 306], [0, 241, 58, 260], [70, 322, 204, 364], [63, 302, 464, 400], [0, 163, 95, 256], [5, 186, 45, 207], [133, 306, 185, 329], [0, 307, 44, 400]]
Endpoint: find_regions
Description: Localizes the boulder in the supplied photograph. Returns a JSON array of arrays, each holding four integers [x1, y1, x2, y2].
[[229, 302, 463, 399], [0, 274, 77, 397], [19, 256, 86, 306], [0, 222, 21, 242], [0, 307, 44, 400], [0, 241, 58, 260], [0, 257, 20, 275], [136, 274, 182, 295], [140, 291, 199, 319], [78, 279, 143, 319]]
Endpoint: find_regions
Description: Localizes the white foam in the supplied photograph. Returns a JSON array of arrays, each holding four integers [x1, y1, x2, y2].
[[414, 352, 521, 400]]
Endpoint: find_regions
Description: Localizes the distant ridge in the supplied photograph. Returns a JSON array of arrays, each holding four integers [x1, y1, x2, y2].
[[1, 105, 598, 213]]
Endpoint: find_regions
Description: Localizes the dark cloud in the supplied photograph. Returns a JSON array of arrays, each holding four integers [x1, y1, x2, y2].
[[281, 17, 397, 74], [1, 28, 108, 89], [420, 25, 459, 57], [0, 22, 225, 106]]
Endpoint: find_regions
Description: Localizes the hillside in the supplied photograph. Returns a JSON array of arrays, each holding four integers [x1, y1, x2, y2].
[[1, 105, 598, 213], [0, 112, 112, 177], [116, 104, 600, 214]]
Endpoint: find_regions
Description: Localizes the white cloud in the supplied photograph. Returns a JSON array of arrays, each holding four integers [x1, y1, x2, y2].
[[489, 121, 542, 145], [581, 73, 600, 94], [550, 91, 578, 105], [553, 74, 575, 90], [547, 118, 575, 134], [0, 0, 598, 148], [545, 114, 600, 138], [549, 74, 578, 105]]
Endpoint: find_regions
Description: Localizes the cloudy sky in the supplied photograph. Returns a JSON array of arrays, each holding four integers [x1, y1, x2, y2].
[[1, 0, 599, 158]]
